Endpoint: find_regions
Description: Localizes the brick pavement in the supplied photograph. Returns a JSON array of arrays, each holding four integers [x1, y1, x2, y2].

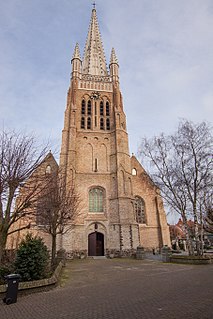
[[0, 258, 213, 319]]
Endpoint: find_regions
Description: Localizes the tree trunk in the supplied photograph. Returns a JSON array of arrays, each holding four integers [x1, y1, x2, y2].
[[51, 233, 57, 269], [200, 210, 204, 256], [185, 232, 194, 256], [182, 214, 194, 256], [194, 212, 201, 255], [0, 229, 8, 264]]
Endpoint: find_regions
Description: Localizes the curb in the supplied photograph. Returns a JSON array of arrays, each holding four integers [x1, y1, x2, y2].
[[0, 260, 64, 296]]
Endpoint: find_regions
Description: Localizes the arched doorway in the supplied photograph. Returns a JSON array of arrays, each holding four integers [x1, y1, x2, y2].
[[88, 232, 104, 256]]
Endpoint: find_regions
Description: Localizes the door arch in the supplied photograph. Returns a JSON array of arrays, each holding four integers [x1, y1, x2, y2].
[[88, 232, 104, 256]]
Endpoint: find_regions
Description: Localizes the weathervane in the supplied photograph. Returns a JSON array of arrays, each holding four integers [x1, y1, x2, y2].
[[92, 2, 96, 9]]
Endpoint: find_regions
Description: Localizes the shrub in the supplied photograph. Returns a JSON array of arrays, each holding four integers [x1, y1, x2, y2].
[[14, 233, 50, 281], [0, 266, 12, 284]]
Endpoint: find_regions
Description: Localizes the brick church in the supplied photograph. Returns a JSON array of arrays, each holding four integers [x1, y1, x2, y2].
[[8, 7, 170, 257]]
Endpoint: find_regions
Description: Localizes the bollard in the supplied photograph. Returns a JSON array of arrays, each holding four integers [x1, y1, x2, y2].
[[136, 246, 145, 260], [161, 245, 172, 263]]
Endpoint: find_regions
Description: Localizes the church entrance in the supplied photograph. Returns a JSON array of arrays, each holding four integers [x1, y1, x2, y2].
[[88, 232, 104, 256]]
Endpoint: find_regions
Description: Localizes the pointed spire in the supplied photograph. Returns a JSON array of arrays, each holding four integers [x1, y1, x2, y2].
[[82, 8, 108, 76], [71, 43, 81, 77], [109, 47, 119, 82], [72, 43, 81, 60], [110, 48, 119, 65]]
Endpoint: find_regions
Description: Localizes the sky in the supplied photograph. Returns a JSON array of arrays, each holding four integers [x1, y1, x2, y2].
[[0, 0, 212, 153], [0, 0, 213, 221]]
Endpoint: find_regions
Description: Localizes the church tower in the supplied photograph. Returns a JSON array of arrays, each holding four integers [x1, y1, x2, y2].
[[59, 7, 170, 257]]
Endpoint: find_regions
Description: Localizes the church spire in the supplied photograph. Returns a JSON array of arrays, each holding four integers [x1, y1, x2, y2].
[[110, 48, 119, 65], [82, 7, 108, 76], [72, 43, 81, 60], [71, 42, 82, 77], [109, 47, 119, 82]]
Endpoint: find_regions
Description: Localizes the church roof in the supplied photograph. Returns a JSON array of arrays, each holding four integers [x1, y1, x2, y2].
[[82, 8, 108, 76]]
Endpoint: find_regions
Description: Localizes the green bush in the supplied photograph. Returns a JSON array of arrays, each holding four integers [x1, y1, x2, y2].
[[14, 233, 50, 281], [0, 266, 12, 284]]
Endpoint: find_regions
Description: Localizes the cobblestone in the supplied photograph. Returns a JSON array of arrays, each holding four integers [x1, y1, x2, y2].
[[0, 258, 212, 319]]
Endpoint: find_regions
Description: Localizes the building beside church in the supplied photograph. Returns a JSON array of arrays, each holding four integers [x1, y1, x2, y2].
[[7, 7, 170, 257]]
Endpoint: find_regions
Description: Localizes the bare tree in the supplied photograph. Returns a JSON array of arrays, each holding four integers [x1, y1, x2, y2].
[[0, 130, 48, 263], [139, 120, 213, 256], [36, 170, 81, 267], [204, 210, 213, 234], [203, 191, 213, 234]]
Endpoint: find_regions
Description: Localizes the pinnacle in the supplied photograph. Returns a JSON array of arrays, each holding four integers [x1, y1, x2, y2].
[[110, 48, 119, 65], [72, 43, 81, 60]]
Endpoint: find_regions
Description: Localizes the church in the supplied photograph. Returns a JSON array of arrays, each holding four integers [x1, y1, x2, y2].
[[8, 7, 170, 257], [58, 6, 170, 257]]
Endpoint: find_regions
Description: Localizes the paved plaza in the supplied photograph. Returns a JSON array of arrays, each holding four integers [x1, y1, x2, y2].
[[0, 258, 213, 319]]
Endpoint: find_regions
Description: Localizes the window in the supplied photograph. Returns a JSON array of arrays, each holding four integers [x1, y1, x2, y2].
[[106, 118, 110, 130], [95, 158, 98, 172], [36, 199, 50, 227], [100, 101, 104, 116], [132, 168, 137, 176], [81, 100, 85, 115], [106, 101, 110, 116], [81, 117, 85, 129], [100, 118, 104, 130], [87, 100, 92, 115], [45, 165, 51, 174], [89, 188, 104, 212], [87, 117, 91, 129], [135, 196, 146, 224]]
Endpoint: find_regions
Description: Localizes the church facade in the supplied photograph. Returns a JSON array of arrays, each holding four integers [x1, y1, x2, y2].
[[7, 7, 170, 257], [58, 7, 170, 257]]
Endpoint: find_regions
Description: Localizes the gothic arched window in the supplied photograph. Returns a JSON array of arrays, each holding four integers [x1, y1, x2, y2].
[[135, 196, 146, 224], [100, 101, 104, 116], [81, 117, 85, 129], [45, 165, 51, 174], [106, 118, 110, 130], [87, 100, 92, 115], [87, 117, 91, 129], [106, 101, 110, 116], [89, 187, 104, 212], [100, 118, 104, 130], [81, 100, 85, 115]]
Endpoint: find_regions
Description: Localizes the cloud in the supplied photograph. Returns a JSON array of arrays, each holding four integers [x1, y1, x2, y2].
[[0, 0, 212, 224], [100, 0, 213, 151], [202, 94, 213, 114], [0, 0, 212, 157]]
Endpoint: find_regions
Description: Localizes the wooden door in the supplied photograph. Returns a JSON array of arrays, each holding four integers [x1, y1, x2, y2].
[[88, 232, 104, 256], [88, 232, 96, 256]]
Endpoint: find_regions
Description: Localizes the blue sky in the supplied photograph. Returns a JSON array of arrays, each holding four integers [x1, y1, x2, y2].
[[0, 1, 212, 168]]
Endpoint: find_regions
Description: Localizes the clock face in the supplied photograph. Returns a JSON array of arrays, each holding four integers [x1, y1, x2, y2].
[[90, 91, 100, 100]]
